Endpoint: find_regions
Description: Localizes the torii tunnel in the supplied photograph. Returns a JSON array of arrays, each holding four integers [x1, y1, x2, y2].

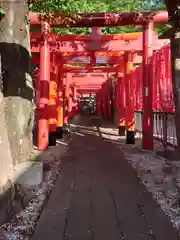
[[30, 10, 176, 152]]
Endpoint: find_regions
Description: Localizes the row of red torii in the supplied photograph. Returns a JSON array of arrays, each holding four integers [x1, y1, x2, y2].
[[30, 10, 169, 151]]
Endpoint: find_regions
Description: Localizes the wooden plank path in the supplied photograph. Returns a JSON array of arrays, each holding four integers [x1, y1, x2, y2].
[[32, 116, 180, 240]]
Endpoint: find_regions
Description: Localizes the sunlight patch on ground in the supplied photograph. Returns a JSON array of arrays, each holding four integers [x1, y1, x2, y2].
[[56, 140, 68, 145], [73, 132, 85, 136]]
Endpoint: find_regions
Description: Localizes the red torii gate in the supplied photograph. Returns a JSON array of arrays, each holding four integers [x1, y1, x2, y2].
[[29, 11, 168, 27], [32, 34, 168, 148], [32, 31, 148, 148], [30, 10, 169, 151]]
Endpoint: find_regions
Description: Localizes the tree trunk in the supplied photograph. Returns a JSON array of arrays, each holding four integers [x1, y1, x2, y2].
[[0, 0, 34, 165], [165, 1, 180, 154], [0, 71, 15, 225], [170, 34, 180, 152]]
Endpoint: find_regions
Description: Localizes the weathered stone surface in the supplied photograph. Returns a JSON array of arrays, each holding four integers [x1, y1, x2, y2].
[[13, 162, 43, 188]]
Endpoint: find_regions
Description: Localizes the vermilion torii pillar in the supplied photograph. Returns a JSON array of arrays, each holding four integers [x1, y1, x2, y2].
[[56, 56, 64, 138], [38, 22, 50, 151], [117, 61, 126, 136], [72, 84, 77, 116], [142, 22, 154, 150], [124, 53, 135, 144], [64, 73, 71, 125], [68, 84, 73, 119]]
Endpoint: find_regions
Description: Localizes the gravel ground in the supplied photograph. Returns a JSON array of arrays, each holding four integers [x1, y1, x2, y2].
[[0, 135, 72, 240]]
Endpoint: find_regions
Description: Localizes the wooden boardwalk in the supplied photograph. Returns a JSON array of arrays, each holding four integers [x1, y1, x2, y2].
[[32, 117, 179, 240]]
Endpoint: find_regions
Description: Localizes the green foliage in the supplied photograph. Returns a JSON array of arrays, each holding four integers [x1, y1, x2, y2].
[[0, 7, 5, 19], [30, 0, 166, 35]]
